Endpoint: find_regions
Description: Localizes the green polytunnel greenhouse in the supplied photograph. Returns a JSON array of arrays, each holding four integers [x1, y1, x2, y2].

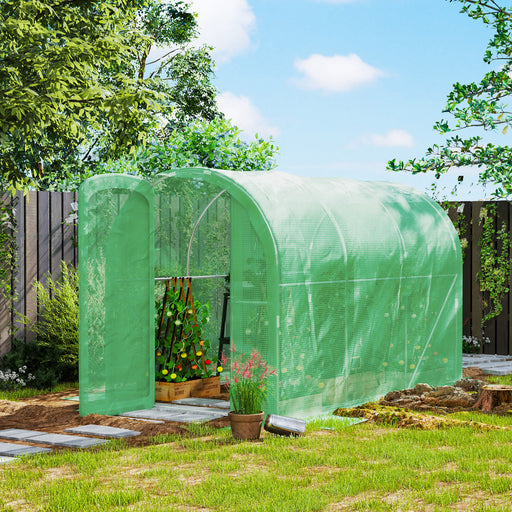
[[78, 168, 462, 418]]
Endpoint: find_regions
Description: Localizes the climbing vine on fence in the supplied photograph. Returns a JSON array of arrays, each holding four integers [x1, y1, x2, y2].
[[478, 203, 510, 327], [0, 193, 17, 304], [440, 201, 512, 335], [440, 201, 468, 258]]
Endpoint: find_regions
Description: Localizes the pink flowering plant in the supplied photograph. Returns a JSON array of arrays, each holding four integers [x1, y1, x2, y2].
[[224, 345, 276, 415]]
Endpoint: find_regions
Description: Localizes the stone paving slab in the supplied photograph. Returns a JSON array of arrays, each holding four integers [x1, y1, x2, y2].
[[0, 429, 46, 441], [462, 354, 512, 374], [65, 425, 141, 438], [27, 433, 107, 448], [461, 353, 512, 375], [123, 417, 165, 424], [463, 354, 512, 359], [121, 403, 228, 423], [0, 442, 51, 457], [482, 368, 512, 376], [475, 362, 512, 368], [474, 364, 512, 374], [0, 456, 17, 464], [170, 398, 230, 409], [463, 359, 502, 366], [463, 357, 511, 363]]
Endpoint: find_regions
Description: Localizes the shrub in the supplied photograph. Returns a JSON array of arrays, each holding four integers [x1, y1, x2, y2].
[[2, 262, 79, 387]]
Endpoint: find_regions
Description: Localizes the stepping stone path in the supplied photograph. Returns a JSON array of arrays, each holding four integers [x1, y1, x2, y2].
[[0, 425, 141, 462], [0, 399, 229, 464], [463, 354, 512, 376]]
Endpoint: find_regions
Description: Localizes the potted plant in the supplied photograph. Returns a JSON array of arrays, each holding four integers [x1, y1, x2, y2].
[[224, 345, 276, 440], [155, 282, 223, 401]]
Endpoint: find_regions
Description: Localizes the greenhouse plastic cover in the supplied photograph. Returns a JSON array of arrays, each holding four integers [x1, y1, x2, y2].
[[79, 168, 462, 418]]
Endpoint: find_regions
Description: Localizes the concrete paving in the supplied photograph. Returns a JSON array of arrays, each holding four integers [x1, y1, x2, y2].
[[170, 398, 230, 409], [478, 367, 512, 376], [0, 429, 106, 448], [123, 417, 165, 424], [25, 433, 106, 448], [463, 354, 512, 375], [121, 402, 229, 423], [0, 429, 46, 441], [0, 442, 51, 457], [0, 456, 17, 464], [65, 425, 140, 438]]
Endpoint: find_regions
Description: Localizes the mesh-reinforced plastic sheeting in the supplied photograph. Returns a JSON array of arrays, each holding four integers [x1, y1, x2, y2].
[[78, 175, 155, 416], [79, 168, 461, 419]]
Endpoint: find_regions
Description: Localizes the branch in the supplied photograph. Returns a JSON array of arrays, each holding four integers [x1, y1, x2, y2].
[[461, 0, 507, 15], [445, 118, 512, 131], [146, 48, 180, 67], [82, 137, 100, 161], [138, 46, 151, 82]]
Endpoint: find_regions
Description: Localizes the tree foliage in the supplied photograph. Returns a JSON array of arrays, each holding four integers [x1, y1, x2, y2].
[[387, 0, 512, 197], [0, 0, 219, 191], [130, 1, 218, 128], [65, 118, 279, 189]]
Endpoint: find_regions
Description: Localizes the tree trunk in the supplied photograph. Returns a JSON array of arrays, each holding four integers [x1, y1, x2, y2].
[[473, 385, 512, 412]]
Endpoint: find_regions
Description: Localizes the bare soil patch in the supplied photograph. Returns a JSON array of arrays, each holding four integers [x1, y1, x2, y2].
[[462, 367, 492, 381]]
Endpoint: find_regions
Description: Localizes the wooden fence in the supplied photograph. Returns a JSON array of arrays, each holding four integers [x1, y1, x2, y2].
[[0, 194, 512, 356], [0, 191, 77, 356], [446, 201, 512, 355]]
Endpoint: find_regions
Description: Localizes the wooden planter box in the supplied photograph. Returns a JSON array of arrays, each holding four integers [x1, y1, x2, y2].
[[155, 376, 220, 402]]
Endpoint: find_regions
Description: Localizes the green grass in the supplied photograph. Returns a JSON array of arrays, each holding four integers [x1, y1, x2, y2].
[[488, 374, 512, 385], [1, 372, 512, 510], [0, 381, 78, 401], [2, 412, 512, 512]]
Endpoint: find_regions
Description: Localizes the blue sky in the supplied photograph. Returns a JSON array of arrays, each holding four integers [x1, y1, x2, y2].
[[188, 0, 502, 199]]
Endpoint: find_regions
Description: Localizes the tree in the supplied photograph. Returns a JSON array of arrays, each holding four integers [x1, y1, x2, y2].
[[99, 118, 279, 183], [0, 0, 219, 191], [387, 0, 512, 197]]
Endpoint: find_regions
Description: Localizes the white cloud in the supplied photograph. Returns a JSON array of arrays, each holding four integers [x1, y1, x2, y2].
[[189, 0, 256, 63], [349, 129, 415, 148], [293, 53, 384, 92], [217, 91, 280, 138]]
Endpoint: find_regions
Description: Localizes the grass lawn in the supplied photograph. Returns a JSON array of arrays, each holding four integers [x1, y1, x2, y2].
[[0, 382, 78, 401], [1, 379, 512, 511]]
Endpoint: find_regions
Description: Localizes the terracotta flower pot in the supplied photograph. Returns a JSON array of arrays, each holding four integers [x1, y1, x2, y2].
[[228, 411, 264, 440]]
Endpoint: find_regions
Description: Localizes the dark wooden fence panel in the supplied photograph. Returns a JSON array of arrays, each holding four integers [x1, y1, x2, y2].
[[0, 191, 77, 356], [447, 201, 512, 355], [0, 193, 14, 356]]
